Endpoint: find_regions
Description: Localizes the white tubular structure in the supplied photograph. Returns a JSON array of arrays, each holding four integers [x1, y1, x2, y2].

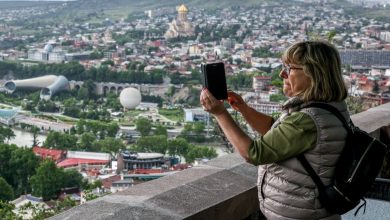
[[40, 75, 70, 100], [3, 75, 70, 100]]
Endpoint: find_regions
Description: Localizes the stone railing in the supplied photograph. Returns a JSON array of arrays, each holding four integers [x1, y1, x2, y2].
[[50, 102, 390, 220]]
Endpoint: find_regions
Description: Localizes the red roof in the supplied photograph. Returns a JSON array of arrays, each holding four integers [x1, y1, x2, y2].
[[101, 175, 121, 189], [57, 158, 108, 168], [254, 76, 272, 80], [33, 147, 65, 162]]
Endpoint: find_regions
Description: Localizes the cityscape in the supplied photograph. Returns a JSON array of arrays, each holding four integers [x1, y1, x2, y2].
[[0, 0, 390, 219]]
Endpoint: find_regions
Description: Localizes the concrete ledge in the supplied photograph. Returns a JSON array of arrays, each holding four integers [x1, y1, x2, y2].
[[50, 154, 259, 220], [51, 102, 390, 220], [351, 102, 390, 135]]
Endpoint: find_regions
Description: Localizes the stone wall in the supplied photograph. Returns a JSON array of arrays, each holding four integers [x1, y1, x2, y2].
[[50, 102, 390, 220]]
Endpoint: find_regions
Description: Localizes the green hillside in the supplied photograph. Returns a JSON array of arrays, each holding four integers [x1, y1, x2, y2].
[[2, 0, 388, 26], [52, 0, 282, 22]]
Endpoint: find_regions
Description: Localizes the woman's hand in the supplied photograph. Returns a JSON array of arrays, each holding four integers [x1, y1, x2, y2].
[[200, 89, 227, 116], [227, 91, 248, 112]]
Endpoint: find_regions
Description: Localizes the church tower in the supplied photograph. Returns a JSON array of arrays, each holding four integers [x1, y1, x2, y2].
[[177, 4, 188, 22]]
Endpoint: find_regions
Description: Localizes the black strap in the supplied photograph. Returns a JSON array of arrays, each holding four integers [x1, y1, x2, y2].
[[304, 102, 353, 130], [354, 198, 366, 216], [297, 154, 326, 191]]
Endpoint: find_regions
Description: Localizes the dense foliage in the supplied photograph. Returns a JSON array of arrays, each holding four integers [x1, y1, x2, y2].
[[0, 61, 163, 84], [0, 144, 39, 200]]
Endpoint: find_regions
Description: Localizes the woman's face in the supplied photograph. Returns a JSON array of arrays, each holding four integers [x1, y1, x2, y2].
[[279, 63, 311, 97]]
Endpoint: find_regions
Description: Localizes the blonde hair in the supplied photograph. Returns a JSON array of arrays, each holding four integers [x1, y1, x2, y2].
[[282, 40, 347, 102]]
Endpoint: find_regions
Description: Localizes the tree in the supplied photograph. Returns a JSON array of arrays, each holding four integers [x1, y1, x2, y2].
[[82, 179, 102, 191], [83, 79, 97, 100], [18, 202, 54, 219], [0, 177, 14, 201], [44, 131, 77, 150], [79, 132, 96, 151], [179, 122, 206, 143], [326, 30, 337, 43], [0, 201, 20, 220], [167, 138, 189, 162], [372, 80, 380, 94], [193, 122, 205, 134], [166, 85, 176, 98], [106, 123, 119, 137], [227, 73, 254, 90], [10, 147, 40, 196], [94, 137, 125, 154], [184, 145, 217, 163], [54, 196, 76, 213], [0, 144, 15, 187], [62, 169, 83, 189], [31, 126, 40, 147], [136, 135, 167, 154], [0, 126, 15, 144], [82, 189, 98, 202], [135, 117, 152, 136], [77, 87, 90, 101], [154, 125, 167, 136], [30, 160, 63, 201], [345, 96, 363, 114]]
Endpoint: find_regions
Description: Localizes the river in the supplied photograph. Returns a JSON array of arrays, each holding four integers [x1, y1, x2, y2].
[[8, 128, 47, 147]]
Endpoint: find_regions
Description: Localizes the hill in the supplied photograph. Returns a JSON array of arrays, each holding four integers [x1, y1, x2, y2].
[[45, 0, 283, 23], [2, 0, 388, 28]]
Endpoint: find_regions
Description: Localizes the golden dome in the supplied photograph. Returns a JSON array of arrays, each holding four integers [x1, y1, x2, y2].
[[177, 4, 188, 13]]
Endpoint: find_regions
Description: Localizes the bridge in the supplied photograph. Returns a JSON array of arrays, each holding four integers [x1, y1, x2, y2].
[[70, 81, 180, 96]]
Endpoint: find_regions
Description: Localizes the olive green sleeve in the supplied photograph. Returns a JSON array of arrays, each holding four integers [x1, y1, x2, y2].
[[247, 112, 317, 165]]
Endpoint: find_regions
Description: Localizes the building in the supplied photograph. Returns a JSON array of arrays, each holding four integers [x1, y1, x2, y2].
[[184, 108, 208, 122], [65, 52, 92, 61], [111, 179, 134, 193], [253, 76, 272, 92], [340, 50, 390, 68], [0, 108, 20, 125], [3, 75, 70, 100], [27, 44, 65, 63], [380, 31, 390, 42], [32, 146, 66, 163], [164, 4, 195, 39], [221, 38, 236, 50], [249, 101, 282, 115], [57, 151, 110, 169], [116, 151, 169, 172]]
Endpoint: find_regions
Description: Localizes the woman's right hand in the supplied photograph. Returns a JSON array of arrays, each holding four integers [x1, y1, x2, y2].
[[227, 91, 248, 112]]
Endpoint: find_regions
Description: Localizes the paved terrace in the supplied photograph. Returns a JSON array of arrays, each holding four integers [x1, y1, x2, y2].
[[51, 102, 390, 220]]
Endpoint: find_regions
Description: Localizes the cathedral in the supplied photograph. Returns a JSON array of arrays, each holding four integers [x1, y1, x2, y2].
[[164, 4, 195, 39]]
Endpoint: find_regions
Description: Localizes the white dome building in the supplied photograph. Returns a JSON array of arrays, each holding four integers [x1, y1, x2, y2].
[[119, 87, 141, 109], [43, 44, 54, 53]]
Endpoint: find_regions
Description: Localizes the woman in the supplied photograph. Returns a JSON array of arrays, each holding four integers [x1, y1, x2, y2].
[[200, 40, 349, 219]]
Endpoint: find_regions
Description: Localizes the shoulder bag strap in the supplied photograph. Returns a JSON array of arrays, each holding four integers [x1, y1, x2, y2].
[[297, 154, 326, 190], [304, 102, 352, 129]]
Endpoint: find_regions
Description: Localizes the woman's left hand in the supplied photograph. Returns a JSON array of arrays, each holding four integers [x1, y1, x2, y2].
[[200, 89, 227, 116]]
